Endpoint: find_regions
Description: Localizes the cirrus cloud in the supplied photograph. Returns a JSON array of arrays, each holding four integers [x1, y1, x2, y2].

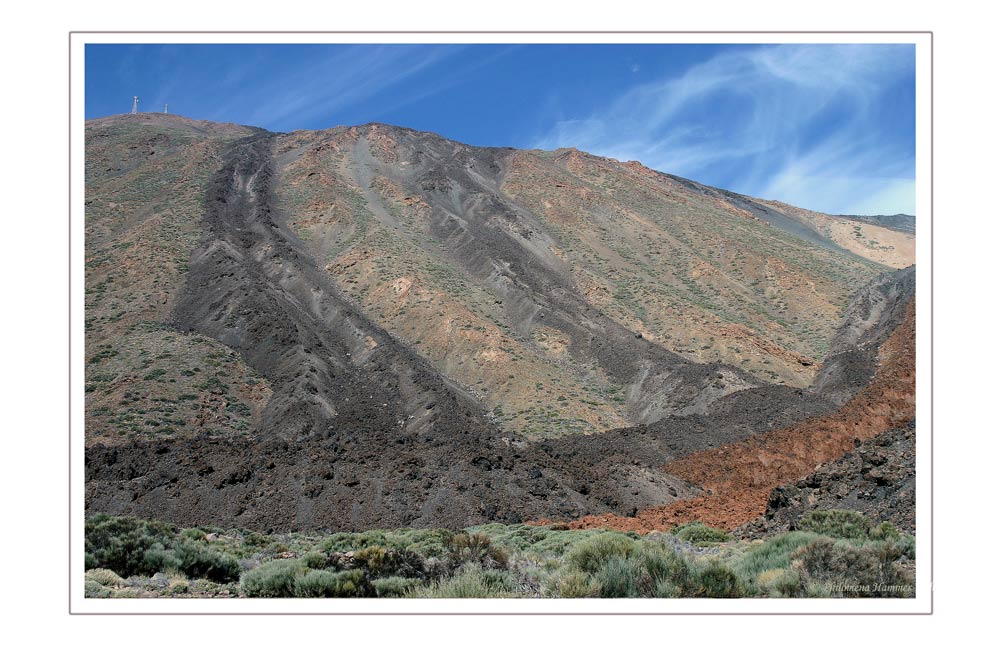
[[531, 44, 915, 215]]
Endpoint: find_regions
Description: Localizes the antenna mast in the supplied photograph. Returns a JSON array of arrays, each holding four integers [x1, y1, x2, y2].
[[131, 96, 139, 114]]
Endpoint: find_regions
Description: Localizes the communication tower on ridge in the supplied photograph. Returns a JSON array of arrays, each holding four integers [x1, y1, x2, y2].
[[131, 96, 139, 114]]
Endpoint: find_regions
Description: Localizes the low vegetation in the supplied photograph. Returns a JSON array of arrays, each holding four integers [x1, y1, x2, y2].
[[83, 512, 915, 599]]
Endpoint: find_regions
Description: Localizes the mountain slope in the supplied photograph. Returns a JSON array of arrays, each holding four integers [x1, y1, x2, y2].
[[84, 114, 916, 532], [272, 122, 899, 436]]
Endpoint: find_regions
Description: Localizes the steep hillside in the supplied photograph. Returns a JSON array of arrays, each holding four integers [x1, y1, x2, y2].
[[85, 115, 272, 445], [84, 114, 916, 533], [272, 123, 896, 436], [86, 116, 908, 443]]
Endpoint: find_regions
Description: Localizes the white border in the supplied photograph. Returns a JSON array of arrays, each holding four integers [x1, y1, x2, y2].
[[70, 31, 932, 614]]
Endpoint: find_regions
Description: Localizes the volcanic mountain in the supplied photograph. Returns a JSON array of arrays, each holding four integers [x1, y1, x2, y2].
[[84, 113, 915, 531]]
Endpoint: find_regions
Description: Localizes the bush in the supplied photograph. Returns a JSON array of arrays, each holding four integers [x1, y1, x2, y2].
[[142, 544, 181, 574], [552, 571, 599, 598], [639, 543, 696, 593], [415, 564, 518, 598], [243, 532, 273, 550], [84, 514, 177, 577], [354, 546, 389, 573], [294, 569, 368, 598], [671, 522, 732, 545], [447, 533, 508, 571], [174, 541, 241, 582], [353, 546, 425, 578], [870, 522, 901, 541], [797, 510, 872, 539], [374, 576, 421, 598], [897, 533, 916, 560], [733, 531, 823, 584], [560, 537, 698, 598], [180, 528, 207, 541], [301, 551, 330, 570], [688, 563, 744, 598], [85, 568, 125, 588], [567, 533, 635, 574], [396, 528, 455, 559], [654, 578, 683, 598], [790, 538, 913, 598], [84, 579, 111, 598], [321, 530, 394, 554], [241, 560, 304, 598], [756, 568, 801, 597], [168, 576, 190, 594], [592, 555, 648, 597]]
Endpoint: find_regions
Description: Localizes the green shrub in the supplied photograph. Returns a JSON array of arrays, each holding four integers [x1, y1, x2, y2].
[[638, 542, 696, 592], [180, 528, 207, 541], [168, 576, 190, 594], [323, 528, 455, 559], [394, 528, 455, 559], [798, 510, 872, 539], [592, 555, 648, 597], [243, 532, 272, 550], [447, 533, 509, 570], [84, 514, 177, 577], [756, 568, 801, 598], [374, 576, 421, 598], [174, 541, 240, 582], [671, 522, 732, 545], [469, 523, 552, 554], [301, 551, 329, 570], [897, 533, 916, 560], [552, 570, 599, 598], [240, 560, 304, 598], [733, 531, 823, 583], [870, 522, 901, 541], [353, 546, 425, 578], [561, 538, 698, 598], [84, 579, 111, 598], [142, 544, 181, 574], [354, 546, 389, 573], [654, 578, 683, 598], [567, 533, 635, 574], [473, 525, 606, 559], [85, 568, 125, 588], [321, 530, 394, 554], [790, 538, 913, 598], [414, 565, 518, 598], [293, 569, 368, 598], [688, 563, 744, 598]]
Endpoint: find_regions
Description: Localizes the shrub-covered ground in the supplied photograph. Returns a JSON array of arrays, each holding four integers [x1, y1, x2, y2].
[[83, 511, 915, 599]]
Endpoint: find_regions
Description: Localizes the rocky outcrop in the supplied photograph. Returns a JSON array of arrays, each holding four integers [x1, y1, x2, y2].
[[736, 422, 916, 538]]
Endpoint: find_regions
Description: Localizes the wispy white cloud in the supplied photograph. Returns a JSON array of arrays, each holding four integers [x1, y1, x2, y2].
[[530, 44, 915, 215], [208, 45, 463, 131]]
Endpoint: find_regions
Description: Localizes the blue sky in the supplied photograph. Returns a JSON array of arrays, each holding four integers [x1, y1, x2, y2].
[[86, 43, 915, 215]]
